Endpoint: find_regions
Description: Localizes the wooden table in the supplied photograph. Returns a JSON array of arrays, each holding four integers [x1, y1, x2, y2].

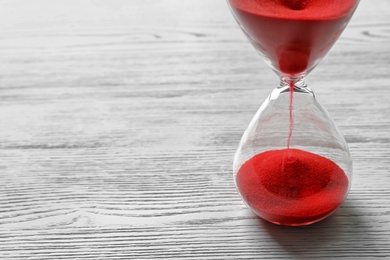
[[1, 0, 389, 259]]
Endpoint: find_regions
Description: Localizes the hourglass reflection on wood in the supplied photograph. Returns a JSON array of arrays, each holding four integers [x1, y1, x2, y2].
[[227, 0, 360, 226]]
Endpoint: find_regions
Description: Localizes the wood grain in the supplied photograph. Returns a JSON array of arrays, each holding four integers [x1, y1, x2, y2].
[[0, 0, 390, 259]]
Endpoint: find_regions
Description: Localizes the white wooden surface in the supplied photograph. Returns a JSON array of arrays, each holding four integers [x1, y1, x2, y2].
[[0, 0, 389, 259]]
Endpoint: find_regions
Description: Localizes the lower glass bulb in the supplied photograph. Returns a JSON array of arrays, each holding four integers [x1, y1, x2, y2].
[[233, 80, 352, 226]]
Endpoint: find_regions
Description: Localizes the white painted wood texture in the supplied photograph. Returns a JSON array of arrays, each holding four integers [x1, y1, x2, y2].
[[0, 0, 389, 259]]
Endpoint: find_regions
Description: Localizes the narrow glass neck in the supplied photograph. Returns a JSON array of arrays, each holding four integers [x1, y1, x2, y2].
[[279, 76, 308, 91], [270, 78, 313, 101]]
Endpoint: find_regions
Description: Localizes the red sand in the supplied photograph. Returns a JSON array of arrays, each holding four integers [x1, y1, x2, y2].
[[228, 0, 358, 74], [236, 149, 349, 225]]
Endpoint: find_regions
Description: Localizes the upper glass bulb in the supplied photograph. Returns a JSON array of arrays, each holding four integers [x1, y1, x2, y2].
[[227, 0, 360, 79]]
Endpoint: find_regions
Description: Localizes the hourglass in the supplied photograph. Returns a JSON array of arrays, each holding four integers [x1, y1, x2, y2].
[[227, 0, 360, 226]]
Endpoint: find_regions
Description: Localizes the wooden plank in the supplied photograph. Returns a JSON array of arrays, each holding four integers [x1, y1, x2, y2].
[[0, 0, 389, 259]]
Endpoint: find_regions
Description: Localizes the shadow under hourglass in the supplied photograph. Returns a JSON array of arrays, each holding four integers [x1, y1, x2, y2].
[[255, 199, 370, 258]]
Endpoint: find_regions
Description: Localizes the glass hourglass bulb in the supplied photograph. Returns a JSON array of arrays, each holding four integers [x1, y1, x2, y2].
[[227, 0, 360, 226]]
